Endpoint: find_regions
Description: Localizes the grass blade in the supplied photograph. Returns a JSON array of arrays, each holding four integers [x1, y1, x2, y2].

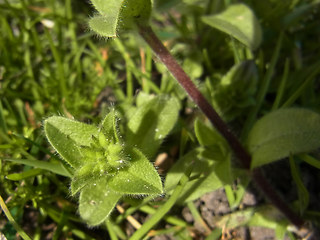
[[4, 158, 72, 177], [0, 195, 32, 240]]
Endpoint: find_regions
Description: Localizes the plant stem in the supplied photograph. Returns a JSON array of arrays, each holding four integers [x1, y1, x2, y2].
[[138, 25, 251, 169], [252, 169, 304, 227], [138, 24, 304, 228]]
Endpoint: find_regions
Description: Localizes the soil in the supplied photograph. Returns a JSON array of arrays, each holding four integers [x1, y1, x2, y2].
[[152, 158, 320, 240]]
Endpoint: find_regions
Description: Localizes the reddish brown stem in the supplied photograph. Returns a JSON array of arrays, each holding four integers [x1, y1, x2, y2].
[[138, 24, 304, 228]]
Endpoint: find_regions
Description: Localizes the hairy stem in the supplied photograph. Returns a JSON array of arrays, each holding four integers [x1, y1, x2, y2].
[[138, 24, 304, 228]]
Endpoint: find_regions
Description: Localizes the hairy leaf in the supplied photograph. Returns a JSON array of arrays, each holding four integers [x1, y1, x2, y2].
[[44, 117, 98, 168], [89, 0, 153, 37], [71, 162, 106, 195], [79, 178, 123, 226], [194, 118, 228, 153], [202, 3, 262, 50], [165, 147, 232, 203], [108, 147, 163, 195], [247, 108, 320, 168], [126, 94, 180, 157], [90, 0, 123, 16], [89, 15, 119, 38]]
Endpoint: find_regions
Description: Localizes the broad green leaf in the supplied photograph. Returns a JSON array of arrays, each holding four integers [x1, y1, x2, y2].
[[164, 147, 232, 203], [165, 150, 198, 192], [45, 117, 98, 146], [136, 91, 156, 107], [108, 147, 163, 195], [4, 158, 71, 177], [247, 108, 320, 168], [90, 0, 123, 17], [194, 118, 228, 153], [45, 121, 82, 169], [89, 15, 119, 38], [202, 3, 262, 50], [126, 95, 180, 157], [79, 178, 123, 226], [89, 0, 153, 38], [44, 117, 98, 168], [121, 0, 153, 25], [180, 154, 232, 203], [182, 59, 203, 79]]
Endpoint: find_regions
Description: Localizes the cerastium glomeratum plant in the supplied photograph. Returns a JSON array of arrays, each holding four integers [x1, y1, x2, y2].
[[44, 1, 320, 237], [45, 95, 180, 226]]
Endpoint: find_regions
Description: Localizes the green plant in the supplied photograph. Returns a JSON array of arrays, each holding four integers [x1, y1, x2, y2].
[[44, 95, 180, 226], [78, 0, 320, 230], [1, 0, 320, 239]]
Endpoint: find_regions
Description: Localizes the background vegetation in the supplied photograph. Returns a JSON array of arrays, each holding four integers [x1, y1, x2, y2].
[[1, 0, 320, 239]]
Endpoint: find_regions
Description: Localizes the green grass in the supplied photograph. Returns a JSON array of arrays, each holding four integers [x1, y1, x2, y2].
[[1, 0, 320, 239]]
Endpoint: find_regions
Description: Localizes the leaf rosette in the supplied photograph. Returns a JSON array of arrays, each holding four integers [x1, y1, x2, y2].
[[44, 94, 180, 226], [44, 109, 163, 226]]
